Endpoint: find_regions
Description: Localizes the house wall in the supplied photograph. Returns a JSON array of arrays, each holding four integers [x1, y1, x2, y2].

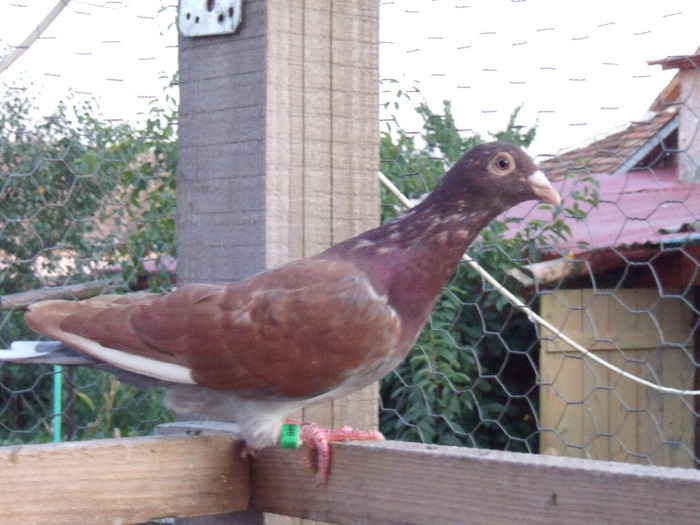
[[539, 288, 696, 468], [678, 68, 700, 184]]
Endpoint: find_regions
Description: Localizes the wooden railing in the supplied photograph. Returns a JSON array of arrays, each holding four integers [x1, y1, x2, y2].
[[2, 421, 700, 525]]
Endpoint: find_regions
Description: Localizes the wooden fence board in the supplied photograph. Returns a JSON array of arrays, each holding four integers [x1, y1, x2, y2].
[[0, 434, 249, 525], [250, 439, 700, 525], [3, 423, 700, 525], [539, 289, 696, 467]]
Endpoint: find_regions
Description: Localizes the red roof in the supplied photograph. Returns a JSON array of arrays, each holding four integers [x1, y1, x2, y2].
[[648, 52, 700, 71], [507, 168, 700, 256], [516, 47, 700, 260], [537, 110, 677, 181]]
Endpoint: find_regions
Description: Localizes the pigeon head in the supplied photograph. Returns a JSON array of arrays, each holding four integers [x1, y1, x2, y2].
[[422, 141, 561, 213], [327, 141, 561, 354]]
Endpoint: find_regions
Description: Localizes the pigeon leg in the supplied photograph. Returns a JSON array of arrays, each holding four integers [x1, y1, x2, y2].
[[294, 422, 384, 483]]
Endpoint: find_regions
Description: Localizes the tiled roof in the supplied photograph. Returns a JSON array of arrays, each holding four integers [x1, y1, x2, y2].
[[648, 52, 700, 71], [537, 109, 678, 181], [514, 48, 700, 264], [507, 168, 700, 256]]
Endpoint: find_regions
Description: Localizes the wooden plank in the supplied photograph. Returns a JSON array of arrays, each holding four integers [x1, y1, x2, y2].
[[251, 439, 700, 525], [594, 292, 623, 461], [678, 68, 700, 183], [606, 348, 643, 464], [267, 2, 380, 524], [177, 7, 270, 521], [300, 0, 381, 441], [301, 1, 334, 260], [539, 288, 697, 468], [577, 289, 604, 459], [542, 288, 691, 353], [583, 352, 612, 461], [265, 0, 305, 268], [546, 290, 589, 458], [539, 292, 583, 457], [658, 347, 696, 468], [637, 347, 665, 465], [329, 0, 380, 249], [538, 345, 570, 456], [0, 279, 119, 310], [3, 423, 700, 525], [0, 434, 249, 525]]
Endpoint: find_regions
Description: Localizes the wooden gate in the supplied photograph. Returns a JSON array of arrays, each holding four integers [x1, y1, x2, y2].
[[539, 288, 697, 467]]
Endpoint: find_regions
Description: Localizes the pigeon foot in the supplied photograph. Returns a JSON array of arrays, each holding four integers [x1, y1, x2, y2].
[[283, 421, 384, 484]]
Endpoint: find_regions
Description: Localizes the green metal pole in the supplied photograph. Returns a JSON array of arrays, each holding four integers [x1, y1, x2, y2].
[[53, 364, 62, 442]]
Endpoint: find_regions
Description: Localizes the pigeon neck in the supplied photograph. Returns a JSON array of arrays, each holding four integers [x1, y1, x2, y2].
[[328, 196, 503, 348], [381, 200, 500, 341]]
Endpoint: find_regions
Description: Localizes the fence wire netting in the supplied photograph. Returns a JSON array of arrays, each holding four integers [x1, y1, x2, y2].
[[2, 0, 700, 472]]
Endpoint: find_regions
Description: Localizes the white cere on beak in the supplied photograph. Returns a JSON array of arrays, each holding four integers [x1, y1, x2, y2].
[[527, 170, 561, 206]]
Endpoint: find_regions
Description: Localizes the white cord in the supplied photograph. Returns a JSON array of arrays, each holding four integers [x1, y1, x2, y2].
[[0, 0, 72, 75], [378, 171, 700, 396]]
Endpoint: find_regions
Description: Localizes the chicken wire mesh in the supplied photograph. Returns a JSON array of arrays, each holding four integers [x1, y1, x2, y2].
[[377, 1, 700, 468], [0, 0, 178, 443], [0, 0, 699, 473]]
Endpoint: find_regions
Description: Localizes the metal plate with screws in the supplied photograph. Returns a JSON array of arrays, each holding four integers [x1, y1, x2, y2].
[[179, 0, 242, 37]]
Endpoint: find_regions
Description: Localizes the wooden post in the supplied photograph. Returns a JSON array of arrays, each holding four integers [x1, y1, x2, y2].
[[177, 0, 380, 521]]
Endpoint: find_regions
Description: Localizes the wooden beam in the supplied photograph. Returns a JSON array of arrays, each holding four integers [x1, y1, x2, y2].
[[251, 441, 700, 525], [507, 249, 660, 289], [0, 434, 249, 525], [165, 422, 700, 525], [0, 279, 119, 311], [3, 422, 700, 525]]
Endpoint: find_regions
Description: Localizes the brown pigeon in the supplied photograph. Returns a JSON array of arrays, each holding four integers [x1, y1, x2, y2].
[[3, 141, 560, 481]]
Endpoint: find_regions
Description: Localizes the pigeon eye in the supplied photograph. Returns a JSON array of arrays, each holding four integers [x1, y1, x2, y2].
[[488, 152, 515, 175]]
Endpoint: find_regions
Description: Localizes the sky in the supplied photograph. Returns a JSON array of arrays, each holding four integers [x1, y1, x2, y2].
[[380, 0, 700, 157], [0, 1, 178, 121], [1, 0, 699, 158]]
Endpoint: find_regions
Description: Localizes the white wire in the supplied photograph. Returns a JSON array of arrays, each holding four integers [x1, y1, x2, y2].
[[0, 0, 72, 76], [378, 171, 700, 396]]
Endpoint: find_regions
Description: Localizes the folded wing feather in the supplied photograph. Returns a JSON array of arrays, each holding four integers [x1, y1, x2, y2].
[[24, 259, 402, 399]]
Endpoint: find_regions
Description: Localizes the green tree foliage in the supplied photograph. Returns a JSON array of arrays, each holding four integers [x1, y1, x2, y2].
[[1, 97, 114, 296], [378, 83, 598, 452], [0, 79, 178, 444], [115, 74, 179, 292]]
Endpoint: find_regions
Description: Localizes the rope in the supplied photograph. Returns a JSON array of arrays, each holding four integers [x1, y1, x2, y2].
[[378, 171, 700, 396], [0, 0, 72, 75]]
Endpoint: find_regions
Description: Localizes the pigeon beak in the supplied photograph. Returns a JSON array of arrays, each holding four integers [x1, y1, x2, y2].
[[527, 170, 561, 206]]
